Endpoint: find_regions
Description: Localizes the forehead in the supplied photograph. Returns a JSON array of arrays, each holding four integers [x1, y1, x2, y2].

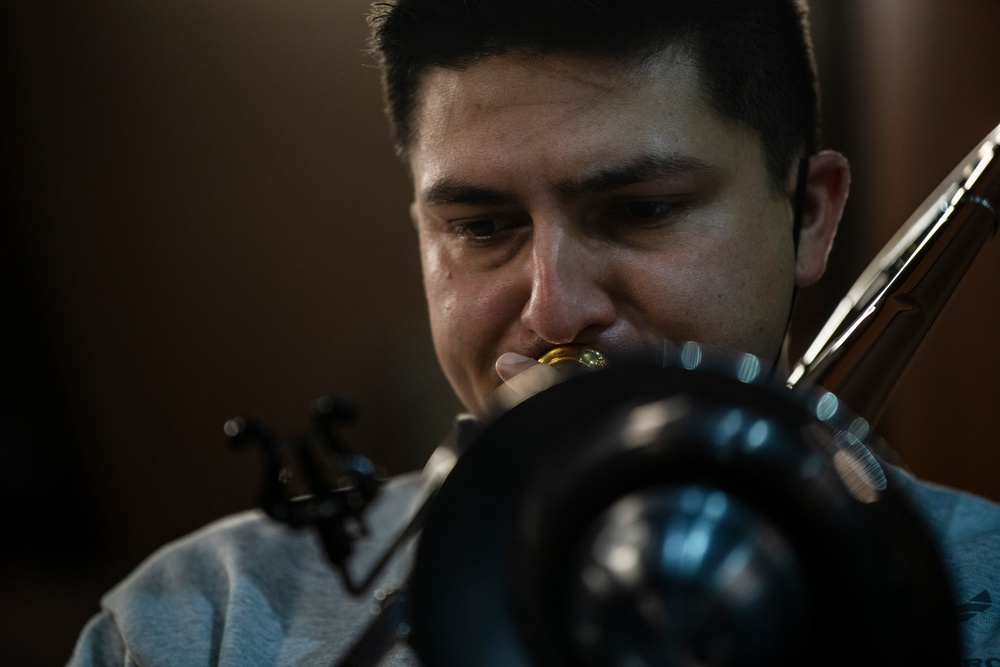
[[406, 50, 757, 188]]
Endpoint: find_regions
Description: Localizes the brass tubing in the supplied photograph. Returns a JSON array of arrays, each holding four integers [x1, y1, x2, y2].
[[789, 124, 1000, 426], [537, 345, 608, 371]]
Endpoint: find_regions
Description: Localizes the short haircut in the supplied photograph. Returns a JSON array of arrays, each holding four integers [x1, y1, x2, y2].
[[369, 0, 819, 192]]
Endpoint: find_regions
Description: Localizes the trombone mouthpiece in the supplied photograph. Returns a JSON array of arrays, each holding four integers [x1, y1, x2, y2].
[[537, 345, 608, 371]]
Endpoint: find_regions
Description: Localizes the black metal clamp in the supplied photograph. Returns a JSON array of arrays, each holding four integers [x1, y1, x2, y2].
[[225, 395, 384, 595]]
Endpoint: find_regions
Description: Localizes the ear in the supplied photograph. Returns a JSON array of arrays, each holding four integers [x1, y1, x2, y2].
[[793, 150, 851, 287]]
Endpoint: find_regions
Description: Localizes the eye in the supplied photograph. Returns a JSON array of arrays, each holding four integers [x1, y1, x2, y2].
[[608, 200, 681, 224], [451, 214, 527, 244], [455, 218, 500, 239]]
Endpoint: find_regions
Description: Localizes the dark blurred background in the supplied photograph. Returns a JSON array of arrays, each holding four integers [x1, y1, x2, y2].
[[1, 0, 997, 663]]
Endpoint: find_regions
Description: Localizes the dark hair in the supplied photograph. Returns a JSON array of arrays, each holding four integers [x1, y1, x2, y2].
[[369, 0, 819, 191]]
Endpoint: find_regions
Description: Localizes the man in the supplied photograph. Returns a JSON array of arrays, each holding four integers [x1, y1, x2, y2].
[[69, 0, 1000, 664]]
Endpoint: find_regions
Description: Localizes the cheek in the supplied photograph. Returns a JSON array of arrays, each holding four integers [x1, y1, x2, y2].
[[420, 245, 461, 351], [420, 245, 484, 410], [423, 253, 493, 341], [716, 214, 796, 353], [629, 261, 703, 327], [624, 217, 794, 356], [419, 241, 519, 379], [420, 254, 529, 416]]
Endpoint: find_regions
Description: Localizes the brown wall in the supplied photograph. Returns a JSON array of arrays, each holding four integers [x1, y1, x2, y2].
[[0, 1, 997, 663], [1, 0, 457, 661]]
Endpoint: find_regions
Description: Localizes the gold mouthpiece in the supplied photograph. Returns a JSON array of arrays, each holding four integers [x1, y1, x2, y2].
[[537, 345, 608, 371]]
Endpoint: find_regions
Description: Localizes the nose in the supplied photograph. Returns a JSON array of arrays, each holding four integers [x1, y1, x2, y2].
[[520, 226, 616, 345]]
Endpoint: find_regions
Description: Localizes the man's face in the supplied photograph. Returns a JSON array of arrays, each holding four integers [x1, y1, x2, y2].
[[409, 51, 801, 418]]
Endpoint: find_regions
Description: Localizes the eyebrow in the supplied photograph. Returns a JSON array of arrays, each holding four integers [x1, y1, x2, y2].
[[557, 153, 719, 197], [420, 180, 515, 206], [419, 153, 718, 206]]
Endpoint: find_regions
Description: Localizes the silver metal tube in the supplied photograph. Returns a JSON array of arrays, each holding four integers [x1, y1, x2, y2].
[[788, 124, 1000, 426]]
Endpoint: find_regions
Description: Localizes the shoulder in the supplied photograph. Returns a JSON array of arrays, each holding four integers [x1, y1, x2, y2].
[[80, 473, 424, 667], [891, 466, 1000, 661], [892, 466, 1000, 543]]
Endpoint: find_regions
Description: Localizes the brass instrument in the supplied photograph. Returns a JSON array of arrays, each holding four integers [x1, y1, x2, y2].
[[240, 125, 1000, 666], [406, 124, 1000, 666], [537, 345, 608, 371]]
